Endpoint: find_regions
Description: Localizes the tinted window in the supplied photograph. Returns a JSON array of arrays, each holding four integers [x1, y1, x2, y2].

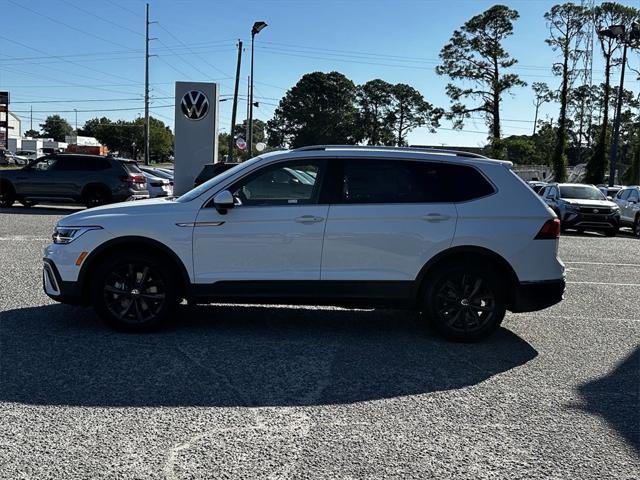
[[340, 159, 494, 204], [230, 160, 325, 206], [120, 161, 142, 174], [616, 189, 629, 200], [31, 158, 57, 171], [629, 190, 639, 202]]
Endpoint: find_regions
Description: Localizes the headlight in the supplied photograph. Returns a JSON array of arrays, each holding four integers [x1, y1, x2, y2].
[[564, 204, 578, 212], [52, 225, 102, 244], [611, 205, 620, 211]]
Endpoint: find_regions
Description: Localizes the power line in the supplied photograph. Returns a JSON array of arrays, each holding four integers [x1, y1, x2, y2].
[[7, 0, 133, 50], [59, 0, 143, 38]]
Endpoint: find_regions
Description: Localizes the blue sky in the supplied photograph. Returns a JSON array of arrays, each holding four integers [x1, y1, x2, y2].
[[2, 0, 639, 147]]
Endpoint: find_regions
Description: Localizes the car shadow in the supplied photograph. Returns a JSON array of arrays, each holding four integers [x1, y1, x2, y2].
[[0, 205, 84, 215], [576, 346, 639, 451], [0, 304, 537, 408]]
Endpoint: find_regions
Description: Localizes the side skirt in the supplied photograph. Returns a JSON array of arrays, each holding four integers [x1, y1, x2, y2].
[[187, 280, 418, 309]]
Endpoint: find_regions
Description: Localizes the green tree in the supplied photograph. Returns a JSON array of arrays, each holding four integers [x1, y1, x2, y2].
[[78, 117, 111, 137], [92, 117, 173, 161], [545, 2, 589, 182], [436, 5, 526, 144], [267, 71, 359, 148], [356, 79, 395, 145], [531, 82, 555, 135], [23, 129, 40, 138], [586, 2, 640, 184], [40, 114, 73, 142], [387, 84, 442, 146]]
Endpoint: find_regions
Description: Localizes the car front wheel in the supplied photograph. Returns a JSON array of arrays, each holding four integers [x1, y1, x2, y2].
[[422, 263, 506, 342], [92, 253, 176, 332]]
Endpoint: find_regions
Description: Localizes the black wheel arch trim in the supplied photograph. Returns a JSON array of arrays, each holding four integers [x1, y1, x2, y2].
[[78, 235, 190, 301], [414, 245, 520, 306]]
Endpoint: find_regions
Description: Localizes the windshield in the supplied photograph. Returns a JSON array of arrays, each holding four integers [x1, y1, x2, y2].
[[176, 156, 264, 203], [560, 185, 606, 201]]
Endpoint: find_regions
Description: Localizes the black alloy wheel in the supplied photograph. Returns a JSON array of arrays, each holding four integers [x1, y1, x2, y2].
[[93, 253, 175, 332], [84, 188, 110, 208], [424, 265, 505, 341], [0, 184, 15, 208]]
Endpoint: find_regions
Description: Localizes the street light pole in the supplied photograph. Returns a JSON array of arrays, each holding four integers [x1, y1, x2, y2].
[[609, 40, 628, 187], [248, 21, 267, 157]]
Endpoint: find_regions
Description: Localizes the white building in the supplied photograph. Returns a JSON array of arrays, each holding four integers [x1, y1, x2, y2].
[[0, 110, 21, 145]]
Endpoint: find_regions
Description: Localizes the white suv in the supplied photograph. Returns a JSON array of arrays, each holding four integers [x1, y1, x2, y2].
[[43, 146, 565, 341]]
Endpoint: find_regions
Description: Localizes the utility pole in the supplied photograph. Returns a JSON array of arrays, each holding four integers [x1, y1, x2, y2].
[[245, 75, 250, 155], [144, 2, 151, 165], [229, 40, 243, 163], [608, 40, 627, 187], [30, 105, 32, 131]]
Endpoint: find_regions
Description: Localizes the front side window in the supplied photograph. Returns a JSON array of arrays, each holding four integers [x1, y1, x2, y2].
[[229, 160, 325, 206], [31, 158, 57, 171], [628, 190, 639, 202], [340, 159, 494, 204], [616, 189, 629, 200]]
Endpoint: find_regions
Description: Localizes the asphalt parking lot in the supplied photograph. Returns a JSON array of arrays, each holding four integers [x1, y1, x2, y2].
[[0, 205, 638, 480]]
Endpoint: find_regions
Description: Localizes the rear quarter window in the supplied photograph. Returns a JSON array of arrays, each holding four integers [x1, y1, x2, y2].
[[119, 161, 143, 174]]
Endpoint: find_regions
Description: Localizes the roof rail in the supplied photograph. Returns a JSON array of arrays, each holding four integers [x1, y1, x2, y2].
[[293, 144, 488, 159]]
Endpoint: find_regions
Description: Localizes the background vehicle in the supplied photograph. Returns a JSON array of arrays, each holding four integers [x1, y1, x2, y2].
[[540, 183, 620, 236], [139, 166, 174, 185], [14, 149, 41, 162], [527, 181, 547, 194], [141, 170, 173, 197], [613, 186, 640, 236], [43, 146, 564, 342], [0, 153, 149, 208], [194, 162, 240, 187], [597, 185, 623, 199]]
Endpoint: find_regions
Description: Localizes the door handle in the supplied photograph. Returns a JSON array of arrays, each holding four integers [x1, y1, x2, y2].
[[422, 213, 451, 222], [295, 215, 324, 224]]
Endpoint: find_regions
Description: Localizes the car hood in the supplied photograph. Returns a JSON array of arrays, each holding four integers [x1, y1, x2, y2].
[[58, 198, 179, 226], [563, 199, 617, 208]]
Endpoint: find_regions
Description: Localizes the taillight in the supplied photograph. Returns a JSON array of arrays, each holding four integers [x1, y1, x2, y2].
[[121, 175, 146, 184], [535, 218, 560, 239]]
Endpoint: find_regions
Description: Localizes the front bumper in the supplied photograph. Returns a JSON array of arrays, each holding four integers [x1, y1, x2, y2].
[[562, 210, 620, 230], [43, 258, 84, 305], [510, 278, 566, 313]]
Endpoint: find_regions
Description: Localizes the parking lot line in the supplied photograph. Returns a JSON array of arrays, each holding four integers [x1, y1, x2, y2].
[[566, 281, 640, 287], [565, 261, 640, 268]]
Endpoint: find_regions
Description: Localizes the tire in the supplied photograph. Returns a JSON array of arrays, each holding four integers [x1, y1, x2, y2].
[[422, 262, 506, 342], [633, 216, 640, 237], [604, 228, 618, 237], [576, 228, 585, 234], [19, 199, 35, 208], [91, 252, 176, 332], [0, 182, 15, 208], [83, 186, 111, 208]]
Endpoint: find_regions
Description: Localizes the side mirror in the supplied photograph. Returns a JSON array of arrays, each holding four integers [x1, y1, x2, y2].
[[213, 190, 234, 214], [607, 196, 613, 201]]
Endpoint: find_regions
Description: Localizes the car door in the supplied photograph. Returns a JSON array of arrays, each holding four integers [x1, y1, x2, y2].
[[12, 157, 58, 197], [321, 158, 457, 282], [615, 189, 630, 222], [192, 158, 329, 283], [47, 156, 88, 199], [626, 189, 640, 223]]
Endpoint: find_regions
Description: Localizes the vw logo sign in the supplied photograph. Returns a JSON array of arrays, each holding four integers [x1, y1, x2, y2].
[[181, 90, 209, 120], [593, 209, 599, 214]]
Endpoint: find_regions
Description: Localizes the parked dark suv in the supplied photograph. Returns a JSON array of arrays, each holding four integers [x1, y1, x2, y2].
[[0, 154, 149, 208]]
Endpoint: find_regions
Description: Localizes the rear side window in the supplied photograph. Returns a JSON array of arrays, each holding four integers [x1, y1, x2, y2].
[[339, 159, 494, 204], [120, 161, 143, 174]]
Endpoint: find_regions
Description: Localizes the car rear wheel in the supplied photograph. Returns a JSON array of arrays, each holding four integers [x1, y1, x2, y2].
[[83, 186, 111, 208], [634, 216, 640, 237], [0, 182, 15, 208], [91, 253, 176, 332], [422, 263, 506, 342], [604, 228, 617, 237]]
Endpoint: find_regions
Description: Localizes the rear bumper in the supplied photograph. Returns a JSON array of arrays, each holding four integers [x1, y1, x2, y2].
[[510, 279, 565, 313], [43, 258, 84, 305]]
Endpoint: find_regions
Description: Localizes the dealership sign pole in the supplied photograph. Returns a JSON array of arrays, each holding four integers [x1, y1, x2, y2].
[[0, 92, 9, 149]]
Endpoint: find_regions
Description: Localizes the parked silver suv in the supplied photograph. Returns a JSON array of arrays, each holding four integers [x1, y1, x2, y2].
[[613, 186, 640, 236]]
